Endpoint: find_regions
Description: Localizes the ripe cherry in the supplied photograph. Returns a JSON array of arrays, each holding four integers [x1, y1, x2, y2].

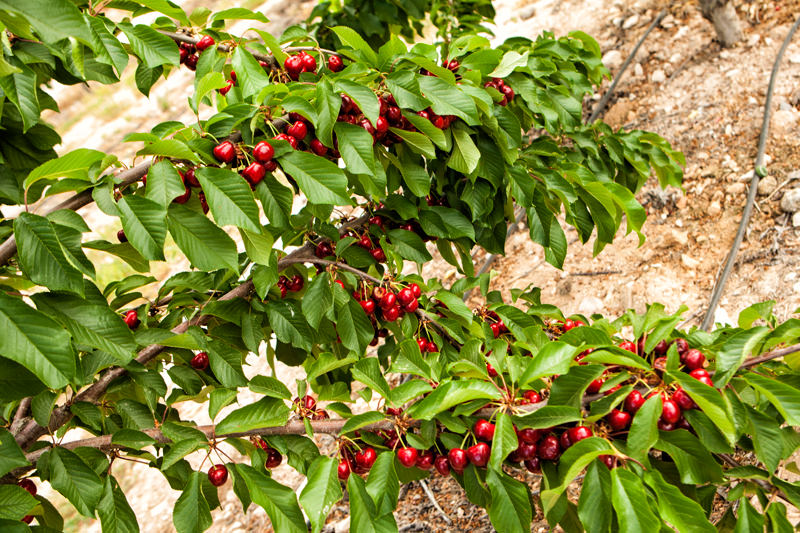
[[654, 339, 669, 355], [242, 162, 266, 186], [683, 349, 706, 371], [386, 407, 403, 416], [312, 409, 329, 420], [608, 409, 631, 431], [253, 141, 275, 163], [184, 168, 201, 187], [300, 53, 317, 72], [538, 435, 561, 461], [416, 450, 435, 470], [397, 288, 415, 306], [397, 447, 418, 468], [288, 274, 304, 292], [287, 121, 308, 141], [375, 116, 389, 133], [473, 419, 495, 441], [524, 457, 541, 473], [18, 479, 36, 496], [417, 338, 429, 352], [409, 283, 422, 298], [355, 447, 377, 470], [371, 248, 386, 262], [359, 118, 376, 136], [284, 55, 303, 79], [466, 442, 490, 467], [490, 322, 501, 338], [212, 140, 236, 164], [315, 241, 333, 258], [674, 338, 689, 355], [117, 229, 127, 243], [434, 455, 450, 476], [310, 139, 328, 156], [619, 341, 637, 353], [486, 362, 498, 377], [337, 459, 351, 480], [600, 455, 617, 469], [697, 375, 715, 387], [208, 464, 228, 486], [357, 235, 372, 249], [123, 310, 140, 329], [563, 319, 576, 331], [274, 133, 299, 149], [402, 298, 419, 313], [672, 388, 695, 411], [569, 426, 593, 443], [174, 186, 191, 204], [196, 35, 215, 52], [425, 340, 437, 353], [328, 55, 344, 72], [22, 515, 33, 524], [560, 431, 572, 450], [190, 352, 209, 370], [184, 53, 199, 70], [523, 390, 541, 403], [360, 299, 375, 314], [219, 80, 234, 96], [689, 369, 711, 380], [379, 292, 397, 309], [264, 160, 278, 172], [517, 428, 541, 444], [447, 448, 469, 471], [661, 399, 682, 424], [302, 395, 316, 410], [265, 447, 283, 469], [624, 390, 645, 413], [387, 106, 402, 123], [383, 305, 400, 322], [657, 420, 676, 431], [587, 378, 604, 394]]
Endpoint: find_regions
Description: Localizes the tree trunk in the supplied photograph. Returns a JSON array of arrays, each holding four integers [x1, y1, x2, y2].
[[699, 0, 744, 47]]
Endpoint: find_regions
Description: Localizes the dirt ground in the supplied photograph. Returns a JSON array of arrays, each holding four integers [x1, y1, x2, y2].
[[34, 0, 800, 530]]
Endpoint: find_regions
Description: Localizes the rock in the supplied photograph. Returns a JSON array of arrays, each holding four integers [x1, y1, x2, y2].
[[623, 15, 639, 29], [669, 229, 689, 247], [519, 4, 536, 20], [726, 183, 746, 195], [708, 201, 722, 217], [757, 176, 777, 196], [602, 50, 623, 71], [789, 54, 800, 65], [737, 170, 754, 183], [771, 109, 799, 135], [681, 254, 699, 269], [634, 63, 644, 77], [781, 188, 800, 213], [578, 296, 604, 316], [794, 212, 800, 228], [333, 516, 350, 533], [651, 69, 666, 83]]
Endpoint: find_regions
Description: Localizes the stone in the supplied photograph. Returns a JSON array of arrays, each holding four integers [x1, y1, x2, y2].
[[578, 296, 604, 316], [519, 4, 536, 20], [623, 15, 639, 29], [771, 109, 799, 135], [681, 254, 699, 269], [602, 50, 623, 71], [726, 183, 746, 195], [781, 188, 800, 213], [708, 201, 722, 217], [737, 170, 754, 183], [651, 69, 666, 83], [634, 63, 644, 77], [794, 211, 800, 228], [757, 176, 777, 196]]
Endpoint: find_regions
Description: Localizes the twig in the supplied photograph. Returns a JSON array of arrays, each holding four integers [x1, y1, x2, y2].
[[766, 173, 799, 202], [739, 343, 800, 369], [10, 398, 31, 434], [419, 479, 453, 525], [570, 270, 621, 277]]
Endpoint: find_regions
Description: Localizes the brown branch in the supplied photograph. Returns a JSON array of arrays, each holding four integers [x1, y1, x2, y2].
[[10, 398, 31, 434], [739, 343, 800, 369]]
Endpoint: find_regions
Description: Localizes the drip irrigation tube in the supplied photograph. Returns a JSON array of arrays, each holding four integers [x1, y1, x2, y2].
[[701, 14, 800, 331]]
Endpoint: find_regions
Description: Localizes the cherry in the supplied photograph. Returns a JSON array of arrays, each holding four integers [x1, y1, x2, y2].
[[657, 420, 676, 431], [417, 110, 430, 120], [302, 395, 316, 410], [379, 292, 397, 309], [360, 299, 375, 314], [219, 80, 234, 96], [213, 141, 236, 164], [195, 35, 215, 51], [608, 409, 631, 431], [337, 459, 351, 480], [287, 121, 308, 140], [654, 339, 669, 355], [538, 435, 561, 461], [274, 133, 299, 149], [425, 340, 437, 353], [417, 338, 429, 352], [369, 247, 386, 262], [300, 53, 317, 72], [355, 447, 377, 470], [375, 116, 389, 133], [466, 442, 490, 467], [563, 319, 576, 331], [697, 375, 715, 387], [397, 288, 415, 306], [357, 235, 372, 249], [184, 53, 199, 70], [242, 162, 266, 186], [397, 447, 418, 468], [490, 322, 501, 338], [208, 464, 228, 486], [117, 229, 127, 243], [328, 55, 344, 72], [387, 106, 402, 123], [190, 352, 209, 370], [568, 426, 593, 443], [523, 457, 541, 473], [334, 279, 345, 290], [341, 94, 356, 113], [265, 447, 283, 469], [288, 274, 304, 292], [383, 305, 400, 322], [359, 118, 376, 136], [123, 310, 140, 329], [179, 48, 188, 64], [315, 241, 333, 258], [599, 455, 617, 469], [185, 168, 201, 187], [22, 515, 33, 524], [18, 479, 36, 496], [312, 409, 329, 420], [619, 341, 637, 353], [683, 349, 706, 371], [672, 388, 695, 411], [174, 186, 191, 204], [402, 299, 419, 313], [624, 390, 645, 413], [229, 70, 237, 82], [284, 55, 303, 80], [386, 407, 403, 416], [310, 139, 328, 156], [253, 141, 275, 163], [559, 431, 572, 450], [447, 448, 469, 471], [517, 428, 541, 444], [416, 450, 435, 470], [677, 417, 692, 430], [674, 338, 689, 355], [523, 390, 541, 403], [486, 362, 498, 377], [409, 283, 422, 298], [501, 84, 515, 101], [432, 115, 446, 129], [264, 160, 278, 172], [447, 59, 460, 71], [473, 419, 495, 441], [661, 399, 682, 424], [689, 369, 711, 380], [434, 455, 450, 476], [586, 378, 604, 394]]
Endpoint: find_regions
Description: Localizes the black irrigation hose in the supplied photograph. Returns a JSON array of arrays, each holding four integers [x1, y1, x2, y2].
[[589, 10, 667, 123], [701, 14, 800, 331]]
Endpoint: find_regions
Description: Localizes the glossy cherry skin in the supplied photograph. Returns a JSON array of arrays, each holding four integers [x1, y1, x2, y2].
[[284, 55, 303, 79], [466, 442, 490, 467], [337, 459, 351, 480], [417, 338, 429, 352], [287, 121, 308, 141], [587, 378, 604, 394], [416, 450, 435, 470], [473, 419, 495, 441], [661, 399, 682, 424], [517, 427, 541, 444], [569, 426, 593, 443], [674, 338, 690, 355], [513, 442, 537, 461], [672, 388, 695, 410], [242, 162, 266, 186], [624, 390, 645, 413], [328, 55, 344, 72], [619, 341, 637, 353], [397, 288, 415, 306], [212, 140, 236, 164], [196, 35, 215, 51], [360, 299, 376, 314], [355, 447, 377, 470], [689, 369, 711, 380], [397, 447, 418, 468], [315, 241, 333, 258], [300, 53, 317, 72], [379, 292, 397, 310], [253, 141, 275, 163], [190, 352, 209, 371], [18, 479, 36, 496], [523, 390, 541, 403], [683, 349, 706, 371], [409, 283, 422, 298], [208, 464, 228, 486], [123, 310, 140, 329], [265, 447, 283, 469], [523, 457, 541, 473], [537, 435, 561, 461], [310, 139, 328, 156], [371, 248, 386, 262], [434, 455, 450, 476], [608, 409, 631, 431], [382, 305, 400, 322], [447, 448, 469, 470]]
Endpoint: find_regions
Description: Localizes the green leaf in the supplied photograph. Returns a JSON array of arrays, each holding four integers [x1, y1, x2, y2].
[[715, 327, 770, 386], [300, 456, 342, 533], [418, 206, 475, 240], [330, 26, 378, 66], [210, 7, 268, 23], [489, 412, 518, 470], [0, 485, 37, 521], [14, 212, 84, 295], [351, 358, 392, 400], [89, 17, 129, 75], [578, 461, 612, 533], [734, 498, 764, 533], [333, 288, 373, 354], [238, 464, 306, 533], [195, 166, 261, 232], [0, 293, 76, 389], [215, 397, 290, 434], [47, 447, 104, 517], [97, 476, 140, 533], [136, 139, 199, 163], [145, 160, 186, 207], [405, 380, 502, 419], [448, 122, 480, 174], [335, 79, 381, 126], [656, 430, 724, 484], [644, 470, 715, 533], [191, 71, 226, 113], [240, 227, 273, 266], [746, 406, 783, 473], [167, 204, 240, 272], [0, 0, 94, 47], [348, 473, 397, 533], [119, 22, 179, 68], [366, 451, 399, 516], [418, 76, 479, 125], [610, 468, 659, 533], [0, 67, 39, 132], [314, 78, 340, 147], [668, 372, 736, 445], [744, 373, 800, 426], [24, 148, 105, 189], [117, 195, 167, 261], [136, 0, 190, 25], [207, 341, 248, 388], [172, 471, 212, 533], [231, 46, 271, 99], [277, 149, 349, 205], [540, 437, 613, 513], [249, 376, 292, 400], [391, 128, 436, 159], [0, 429, 29, 477], [340, 412, 386, 435], [266, 301, 312, 351], [334, 122, 377, 176], [519, 341, 580, 386], [489, 50, 530, 77], [513, 406, 582, 429], [486, 468, 532, 533], [83, 240, 149, 273], [626, 394, 661, 457], [302, 274, 333, 330]]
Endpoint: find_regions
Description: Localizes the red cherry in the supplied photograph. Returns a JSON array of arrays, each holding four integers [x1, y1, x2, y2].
[[560, 431, 572, 450], [416, 450, 435, 470], [334, 279, 345, 289], [500, 84, 515, 101], [264, 160, 278, 172], [302, 395, 316, 410], [562, 319, 576, 331], [697, 375, 715, 387], [18, 479, 36, 496], [357, 235, 372, 249], [379, 292, 397, 309], [371, 248, 386, 262], [689, 369, 711, 380], [208, 464, 228, 486], [432, 115, 446, 129], [180, 48, 188, 63], [403, 299, 419, 313], [608, 409, 631, 431], [600, 455, 617, 469], [448, 448, 469, 471], [661, 399, 682, 424], [288, 274, 304, 292], [287, 121, 308, 141], [190, 352, 209, 371], [486, 362, 498, 377], [360, 300, 375, 314], [523, 390, 541, 403], [375, 116, 389, 133], [466, 442, 490, 467], [683, 349, 706, 371], [674, 338, 690, 355], [242, 162, 266, 186], [219, 80, 234, 96], [328, 55, 344, 72], [359, 118, 376, 136], [196, 35, 215, 51], [524, 457, 541, 473], [672, 388, 695, 411], [337, 459, 351, 480], [310, 139, 328, 156], [569, 426, 593, 443], [274, 133, 299, 149], [312, 409, 329, 420], [265, 447, 283, 469], [253, 141, 275, 163], [397, 288, 415, 306], [386, 407, 403, 416], [417, 338, 429, 352], [409, 283, 422, 298], [184, 53, 199, 70], [173, 185, 191, 204], [123, 310, 140, 329], [654, 339, 669, 355], [517, 428, 541, 444], [624, 390, 645, 413], [284, 55, 303, 80], [22, 515, 33, 524], [434, 455, 450, 476], [619, 341, 637, 353], [212, 141, 236, 164], [184, 168, 201, 188], [490, 322, 501, 338], [658, 420, 676, 431], [387, 106, 402, 123], [382, 305, 400, 322], [355, 447, 377, 469], [587, 378, 604, 394], [117, 229, 127, 243], [315, 241, 333, 258], [340, 94, 356, 113], [198, 192, 209, 214], [473, 419, 495, 441], [537, 435, 561, 461], [229, 70, 237, 82], [300, 53, 317, 72], [397, 447, 418, 468]]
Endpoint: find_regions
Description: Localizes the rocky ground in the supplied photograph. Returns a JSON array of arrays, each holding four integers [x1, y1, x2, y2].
[[34, 0, 800, 530]]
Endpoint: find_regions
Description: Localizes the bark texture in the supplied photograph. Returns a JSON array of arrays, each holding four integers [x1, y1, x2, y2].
[[700, 0, 744, 47]]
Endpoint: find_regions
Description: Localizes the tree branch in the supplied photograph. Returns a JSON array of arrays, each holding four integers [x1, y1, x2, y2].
[[738, 343, 800, 369]]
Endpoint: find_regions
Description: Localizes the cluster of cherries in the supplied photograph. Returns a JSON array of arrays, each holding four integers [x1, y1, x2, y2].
[[483, 77, 515, 106], [294, 394, 329, 421], [178, 34, 215, 71], [337, 443, 379, 480], [276, 274, 305, 298], [283, 51, 346, 80], [212, 138, 276, 188]]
